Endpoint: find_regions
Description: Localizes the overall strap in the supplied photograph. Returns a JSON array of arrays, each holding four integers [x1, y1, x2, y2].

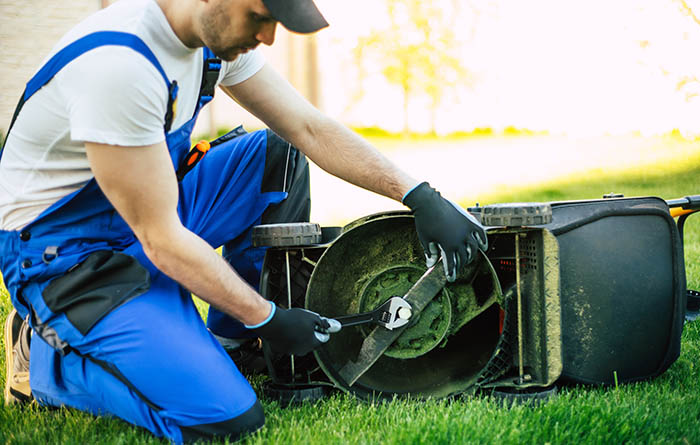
[[196, 47, 222, 114], [1, 31, 179, 156], [174, 48, 222, 181]]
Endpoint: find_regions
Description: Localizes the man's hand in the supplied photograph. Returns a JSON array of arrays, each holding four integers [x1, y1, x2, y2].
[[403, 182, 488, 282], [248, 303, 331, 356]]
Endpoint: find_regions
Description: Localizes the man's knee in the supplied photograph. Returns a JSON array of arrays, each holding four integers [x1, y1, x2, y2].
[[261, 130, 310, 224], [179, 399, 265, 443]]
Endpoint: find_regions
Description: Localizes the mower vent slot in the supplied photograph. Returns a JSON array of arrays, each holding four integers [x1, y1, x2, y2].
[[493, 236, 538, 275], [476, 291, 516, 386], [519, 237, 538, 272]]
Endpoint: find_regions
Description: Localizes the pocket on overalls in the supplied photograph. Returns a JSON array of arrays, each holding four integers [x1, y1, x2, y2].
[[41, 250, 150, 336]]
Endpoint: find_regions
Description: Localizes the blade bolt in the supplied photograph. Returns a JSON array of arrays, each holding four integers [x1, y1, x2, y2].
[[398, 307, 412, 320]]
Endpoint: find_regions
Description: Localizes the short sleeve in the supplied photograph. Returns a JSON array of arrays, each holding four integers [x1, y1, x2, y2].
[[57, 46, 169, 146], [218, 49, 266, 87]]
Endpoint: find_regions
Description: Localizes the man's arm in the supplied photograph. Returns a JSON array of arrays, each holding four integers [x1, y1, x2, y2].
[[85, 140, 271, 325], [87, 140, 329, 354], [86, 140, 330, 354], [221, 64, 418, 202], [223, 64, 488, 281]]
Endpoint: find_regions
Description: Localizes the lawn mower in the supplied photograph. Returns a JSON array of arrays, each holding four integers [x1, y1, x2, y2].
[[252, 194, 700, 404]]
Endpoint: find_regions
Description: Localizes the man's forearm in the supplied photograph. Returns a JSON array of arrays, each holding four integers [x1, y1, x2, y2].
[[141, 224, 271, 326], [223, 66, 416, 201], [293, 115, 418, 202]]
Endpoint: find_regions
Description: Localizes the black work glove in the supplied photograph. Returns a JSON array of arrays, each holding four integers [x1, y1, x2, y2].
[[403, 182, 488, 282], [247, 303, 331, 356]]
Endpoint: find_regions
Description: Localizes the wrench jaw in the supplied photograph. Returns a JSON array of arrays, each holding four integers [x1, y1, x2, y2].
[[329, 296, 414, 331], [376, 297, 413, 330]]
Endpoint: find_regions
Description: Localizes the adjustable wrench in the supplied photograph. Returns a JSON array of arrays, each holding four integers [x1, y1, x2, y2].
[[318, 296, 413, 335]]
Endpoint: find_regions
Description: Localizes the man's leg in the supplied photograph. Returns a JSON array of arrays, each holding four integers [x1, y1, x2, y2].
[[3, 309, 32, 404], [12, 128, 296, 441], [26, 259, 264, 444], [181, 130, 311, 341]]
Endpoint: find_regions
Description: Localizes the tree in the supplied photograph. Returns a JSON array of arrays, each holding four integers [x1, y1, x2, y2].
[[353, 0, 470, 134], [672, 0, 700, 103]]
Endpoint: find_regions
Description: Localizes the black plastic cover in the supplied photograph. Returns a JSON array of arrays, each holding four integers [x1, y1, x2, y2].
[[545, 197, 685, 384]]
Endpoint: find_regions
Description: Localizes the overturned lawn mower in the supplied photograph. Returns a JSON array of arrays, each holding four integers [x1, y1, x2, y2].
[[253, 194, 700, 404]]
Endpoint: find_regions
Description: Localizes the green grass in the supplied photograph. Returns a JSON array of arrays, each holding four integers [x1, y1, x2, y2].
[[475, 154, 700, 207], [1, 161, 700, 444]]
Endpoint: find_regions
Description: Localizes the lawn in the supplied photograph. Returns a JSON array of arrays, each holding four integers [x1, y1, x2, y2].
[[1, 158, 699, 444]]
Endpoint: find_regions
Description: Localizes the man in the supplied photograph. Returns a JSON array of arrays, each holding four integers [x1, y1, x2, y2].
[[0, 0, 487, 442]]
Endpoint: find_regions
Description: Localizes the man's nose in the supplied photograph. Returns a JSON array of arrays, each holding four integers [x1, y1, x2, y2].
[[256, 21, 277, 46]]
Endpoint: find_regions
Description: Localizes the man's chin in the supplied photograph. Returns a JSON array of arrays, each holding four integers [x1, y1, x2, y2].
[[220, 53, 241, 62], [210, 47, 242, 62], [221, 53, 241, 62]]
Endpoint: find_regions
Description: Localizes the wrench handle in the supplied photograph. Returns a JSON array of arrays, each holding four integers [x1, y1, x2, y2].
[[335, 313, 377, 327]]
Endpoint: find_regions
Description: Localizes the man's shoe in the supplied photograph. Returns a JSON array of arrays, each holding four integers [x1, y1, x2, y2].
[[211, 332, 267, 375], [4, 309, 32, 405], [227, 338, 268, 375]]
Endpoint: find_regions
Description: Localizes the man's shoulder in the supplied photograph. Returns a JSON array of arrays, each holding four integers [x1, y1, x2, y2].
[[66, 51, 170, 100], [50, 43, 168, 146]]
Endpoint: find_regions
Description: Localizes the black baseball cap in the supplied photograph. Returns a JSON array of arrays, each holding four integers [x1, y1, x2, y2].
[[262, 0, 329, 34]]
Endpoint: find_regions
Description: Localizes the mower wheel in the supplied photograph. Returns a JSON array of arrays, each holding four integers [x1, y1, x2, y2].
[[481, 203, 553, 227], [252, 223, 322, 247], [262, 382, 328, 407], [486, 385, 558, 406], [687, 290, 700, 322]]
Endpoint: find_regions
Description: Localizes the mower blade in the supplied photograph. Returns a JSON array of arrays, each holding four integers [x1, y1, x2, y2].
[[338, 261, 448, 386]]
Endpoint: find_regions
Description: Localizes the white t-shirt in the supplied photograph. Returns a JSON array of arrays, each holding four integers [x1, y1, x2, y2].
[[0, 0, 265, 231]]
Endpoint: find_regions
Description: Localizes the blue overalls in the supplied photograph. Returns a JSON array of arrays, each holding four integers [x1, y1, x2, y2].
[[0, 32, 294, 443]]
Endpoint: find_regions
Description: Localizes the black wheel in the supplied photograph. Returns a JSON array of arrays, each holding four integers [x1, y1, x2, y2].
[[686, 289, 700, 322], [485, 385, 558, 406], [483, 385, 559, 406], [252, 223, 322, 247], [262, 382, 328, 407], [481, 203, 553, 227]]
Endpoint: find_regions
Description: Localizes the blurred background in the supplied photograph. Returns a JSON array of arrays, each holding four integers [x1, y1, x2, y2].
[[1, 0, 699, 225]]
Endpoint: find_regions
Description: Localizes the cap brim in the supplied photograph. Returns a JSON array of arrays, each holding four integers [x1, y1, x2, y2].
[[262, 0, 329, 34]]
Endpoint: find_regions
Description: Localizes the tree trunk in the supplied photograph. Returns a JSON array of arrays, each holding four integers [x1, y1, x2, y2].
[[430, 101, 438, 136], [402, 84, 410, 136]]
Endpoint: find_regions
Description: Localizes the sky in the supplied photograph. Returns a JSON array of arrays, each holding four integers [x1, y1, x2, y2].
[[313, 0, 700, 137]]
